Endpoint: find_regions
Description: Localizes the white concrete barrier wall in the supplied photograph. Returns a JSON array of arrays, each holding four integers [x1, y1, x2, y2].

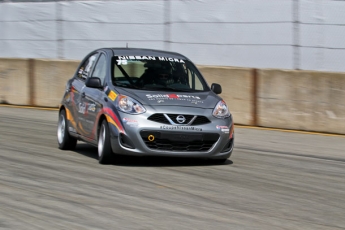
[[258, 69, 345, 134], [0, 58, 30, 105], [34, 59, 80, 107]]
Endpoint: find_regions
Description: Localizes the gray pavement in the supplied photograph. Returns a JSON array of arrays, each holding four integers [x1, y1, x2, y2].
[[0, 106, 344, 230]]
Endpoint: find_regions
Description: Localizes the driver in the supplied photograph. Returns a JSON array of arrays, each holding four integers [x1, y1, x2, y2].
[[154, 66, 174, 86], [138, 61, 174, 87], [172, 63, 189, 86]]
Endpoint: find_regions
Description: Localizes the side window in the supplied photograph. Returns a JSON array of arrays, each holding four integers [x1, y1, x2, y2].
[[77, 53, 99, 81], [91, 54, 107, 85]]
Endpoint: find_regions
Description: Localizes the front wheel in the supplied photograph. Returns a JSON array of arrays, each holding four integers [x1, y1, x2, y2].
[[57, 109, 77, 150], [98, 119, 114, 164]]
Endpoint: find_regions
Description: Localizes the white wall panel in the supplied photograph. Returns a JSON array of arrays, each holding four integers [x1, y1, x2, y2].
[[300, 24, 345, 49], [171, 0, 292, 23], [0, 2, 57, 58], [170, 23, 293, 45], [300, 0, 345, 24], [0, 2, 56, 21], [322, 49, 345, 72], [298, 0, 345, 72], [0, 21, 56, 40], [300, 47, 345, 72], [58, 0, 165, 60], [63, 40, 165, 60], [0, 40, 57, 58], [171, 43, 293, 69], [63, 22, 164, 41], [0, 0, 344, 72], [61, 1, 164, 23]]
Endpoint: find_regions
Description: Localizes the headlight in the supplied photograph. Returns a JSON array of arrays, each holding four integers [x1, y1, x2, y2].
[[212, 100, 230, 118], [116, 95, 146, 114]]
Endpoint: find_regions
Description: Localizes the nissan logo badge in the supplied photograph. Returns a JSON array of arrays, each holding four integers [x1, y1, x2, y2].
[[176, 115, 186, 124]]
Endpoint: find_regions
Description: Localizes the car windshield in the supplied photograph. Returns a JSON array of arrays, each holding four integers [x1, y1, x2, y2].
[[112, 56, 209, 92]]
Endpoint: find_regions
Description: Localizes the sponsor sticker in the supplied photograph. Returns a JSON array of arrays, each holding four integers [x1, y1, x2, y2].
[[216, 125, 230, 133], [160, 125, 202, 131], [116, 56, 185, 63], [146, 94, 203, 103], [122, 117, 138, 127], [108, 91, 117, 101], [146, 94, 200, 100]]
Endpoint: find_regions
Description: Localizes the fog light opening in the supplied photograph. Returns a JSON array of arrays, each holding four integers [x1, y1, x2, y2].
[[148, 135, 155, 142]]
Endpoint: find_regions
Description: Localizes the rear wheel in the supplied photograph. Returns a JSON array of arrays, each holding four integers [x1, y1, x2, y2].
[[98, 119, 114, 164], [57, 109, 77, 150]]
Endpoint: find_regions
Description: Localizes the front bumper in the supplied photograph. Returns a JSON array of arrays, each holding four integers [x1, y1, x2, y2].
[[108, 107, 234, 159]]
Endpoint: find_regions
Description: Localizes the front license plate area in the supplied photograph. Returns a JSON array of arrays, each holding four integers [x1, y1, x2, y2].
[[161, 133, 202, 142]]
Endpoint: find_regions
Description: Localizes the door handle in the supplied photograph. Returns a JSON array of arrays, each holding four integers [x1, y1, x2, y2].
[[81, 92, 86, 98]]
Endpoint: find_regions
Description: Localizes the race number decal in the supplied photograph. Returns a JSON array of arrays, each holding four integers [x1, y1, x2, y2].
[[116, 60, 127, 65]]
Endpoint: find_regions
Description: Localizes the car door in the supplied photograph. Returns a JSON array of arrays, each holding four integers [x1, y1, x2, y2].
[[79, 53, 107, 140], [72, 52, 99, 137]]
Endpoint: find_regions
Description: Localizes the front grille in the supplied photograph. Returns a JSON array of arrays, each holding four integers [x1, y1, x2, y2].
[[147, 114, 170, 124], [140, 131, 219, 152], [191, 116, 211, 125], [147, 113, 211, 125], [166, 114, 194, 125]]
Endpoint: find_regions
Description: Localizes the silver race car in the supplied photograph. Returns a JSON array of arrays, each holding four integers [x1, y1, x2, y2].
[[57, 48, 234, 164]]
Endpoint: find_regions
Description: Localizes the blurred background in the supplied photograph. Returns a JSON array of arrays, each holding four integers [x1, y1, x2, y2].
[[1, 0, 345, 72]]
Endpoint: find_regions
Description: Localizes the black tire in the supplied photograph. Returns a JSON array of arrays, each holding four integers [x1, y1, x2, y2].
[[98, 119, 114, 164], [57, 109, 77, 150]]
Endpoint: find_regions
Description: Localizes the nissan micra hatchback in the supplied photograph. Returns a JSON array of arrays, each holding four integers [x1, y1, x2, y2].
[[57, 48, 234, 164]]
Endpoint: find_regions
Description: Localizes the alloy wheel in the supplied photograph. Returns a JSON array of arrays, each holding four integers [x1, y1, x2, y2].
[[57, 114, 65, 144], [98, 124, 105, 157]]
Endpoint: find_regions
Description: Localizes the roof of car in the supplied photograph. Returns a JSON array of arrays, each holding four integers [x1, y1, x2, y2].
[[101, 47, 189, 60]]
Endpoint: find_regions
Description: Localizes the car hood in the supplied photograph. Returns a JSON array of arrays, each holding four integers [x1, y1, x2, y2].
[[115, 88, 221, 109]]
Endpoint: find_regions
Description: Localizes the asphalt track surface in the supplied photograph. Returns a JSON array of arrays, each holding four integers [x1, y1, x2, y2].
[[0, 106, 344, 230]]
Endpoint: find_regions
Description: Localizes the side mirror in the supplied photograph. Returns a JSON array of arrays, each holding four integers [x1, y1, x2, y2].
[[85, 77, 102, 88], [211, 83, 222, 94]]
